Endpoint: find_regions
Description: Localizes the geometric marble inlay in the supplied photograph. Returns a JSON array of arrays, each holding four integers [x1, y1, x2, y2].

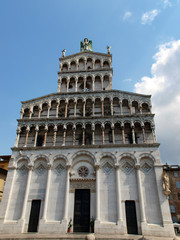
[[55, 163, 65, 175], [18, 165, 28, 176], [121, 162, 133, 174], [36, 164, 46, 175], [102, 162, 113, 175], [141, 163, 152, 174]]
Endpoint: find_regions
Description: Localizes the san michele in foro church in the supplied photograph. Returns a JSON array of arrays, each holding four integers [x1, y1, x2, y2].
[[0, 39, 175, 238]]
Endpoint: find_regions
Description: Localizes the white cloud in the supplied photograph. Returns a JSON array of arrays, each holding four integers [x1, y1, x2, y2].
[[123, 11, 132, 21], [141, 9, 160, 25], [163, 0, 172, 7], [134, 40, 180, 164]]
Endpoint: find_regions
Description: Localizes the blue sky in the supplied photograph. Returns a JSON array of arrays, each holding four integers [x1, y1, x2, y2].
[[1, 0, 180, 164]]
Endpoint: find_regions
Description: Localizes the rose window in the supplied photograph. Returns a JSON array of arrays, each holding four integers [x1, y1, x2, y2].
[[78, 166, 89, 177]]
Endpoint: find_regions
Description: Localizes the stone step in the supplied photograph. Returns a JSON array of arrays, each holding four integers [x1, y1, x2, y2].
[[0, 234, 178, 240]]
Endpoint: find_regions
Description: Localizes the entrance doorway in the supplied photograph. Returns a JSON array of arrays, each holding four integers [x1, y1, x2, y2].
[[125, 200, 138, 234], [74, 189, 90, 232], [28, 200, 41, 232]]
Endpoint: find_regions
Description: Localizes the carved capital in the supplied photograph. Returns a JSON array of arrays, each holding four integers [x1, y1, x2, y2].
[[135, 164, 140, 170]]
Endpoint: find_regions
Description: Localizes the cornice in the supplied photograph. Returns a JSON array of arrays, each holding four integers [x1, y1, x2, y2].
[[11, 143, 160, 151], [17, 114, 155, 126], [21, 90, 151, 105], [57, 68, 113, 75]]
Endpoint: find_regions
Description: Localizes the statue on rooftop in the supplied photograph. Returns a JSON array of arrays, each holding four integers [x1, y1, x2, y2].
[[81, 38, 93, 52], [107, 46, 111, 54], [62, 49, 66, 57]]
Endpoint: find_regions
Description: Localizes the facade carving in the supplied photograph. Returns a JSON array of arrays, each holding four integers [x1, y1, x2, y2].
[[0, 39, 175, 238]]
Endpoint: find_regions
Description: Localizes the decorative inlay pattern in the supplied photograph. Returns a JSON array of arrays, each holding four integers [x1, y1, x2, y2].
[[78, 166, 89, 177], [102, 162, 113, 175], [55, 163, 65, 175], [141, 163, 152, 174], [18, 165, 28, 176], [121, 162, 134, 174], [35, 164, 46, 175]]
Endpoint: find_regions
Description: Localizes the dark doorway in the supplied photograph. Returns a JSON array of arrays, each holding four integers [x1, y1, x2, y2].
[[125, 200, 138, 234], [28, 200, 41, 232], [74, 189, 90, 232]]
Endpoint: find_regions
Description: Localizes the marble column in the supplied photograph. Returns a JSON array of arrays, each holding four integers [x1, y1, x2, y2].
[[102, 126, 105, 144], [75, 61, 78, 71], [63, 165, 71, 220], [101, 100, 104, 117], [129, 103, 132, 115], [92, 101, 95, 116], [74, 101, 77, 117], [20, 108, 24, 119], [73, 128, 76, 146], [142, 126, 146, 143], [57, 79, 62, 93], [132, 126, 136, 144], [139, 106, 142, 114], [43, 125, 48, 147], [14, 127, 21, 147], [84, 79, 86, 92], [101, 75, 103, 90], [82, 128, 85, 146], [42, 164, 52, 220], [4, 164, 17, 220], [122, 127, 125, 144], [75, 78, 78, 92], [112, 126, 115, 144], [38, 107, 42, 118], [24, 126, 30, 147], [83, 101, 86, 117], [62, 128, 66, 146], [95, 165, 100, 220], [115, 165, 123, 222], [20, 165, 33, 220], [56, 100, 60, 118], [152, 127, 156, 143], [110, 99, 114, 116], [66, 79, 70, 93], [135, 165, 146, 223], [65, 101, 68, 118], [34, 126, 39, 147], [53, 125, 57, 146], [47, 104, 51, 118], [119, 100, 123, 115], [29, 109, 33, 119], [92, 76, 95, 91]]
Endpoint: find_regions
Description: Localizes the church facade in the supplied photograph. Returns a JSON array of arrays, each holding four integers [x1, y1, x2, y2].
[[0, 39, 175, 237]]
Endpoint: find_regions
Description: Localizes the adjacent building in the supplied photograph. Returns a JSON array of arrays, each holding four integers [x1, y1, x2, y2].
[[0, 155, 10, 202], [163, 164, 180, 224], [0, 39, 175, 238]]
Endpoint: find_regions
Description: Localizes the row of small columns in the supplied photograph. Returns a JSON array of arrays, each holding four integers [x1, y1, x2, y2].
[[57, 75, 111, 93], [21, 99, 152, 119], [60, 58, 111, 71], [14, 124, 156, 148], [6, 163, 147, 224]]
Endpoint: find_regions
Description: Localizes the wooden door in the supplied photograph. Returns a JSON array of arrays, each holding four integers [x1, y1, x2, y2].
[[74, 189, 90, 232], [125, 200, 138, 234], [28, 200, 41, 232]]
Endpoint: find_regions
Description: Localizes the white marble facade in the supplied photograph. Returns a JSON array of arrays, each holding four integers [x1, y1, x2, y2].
[[0, 39, 175, 237]]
